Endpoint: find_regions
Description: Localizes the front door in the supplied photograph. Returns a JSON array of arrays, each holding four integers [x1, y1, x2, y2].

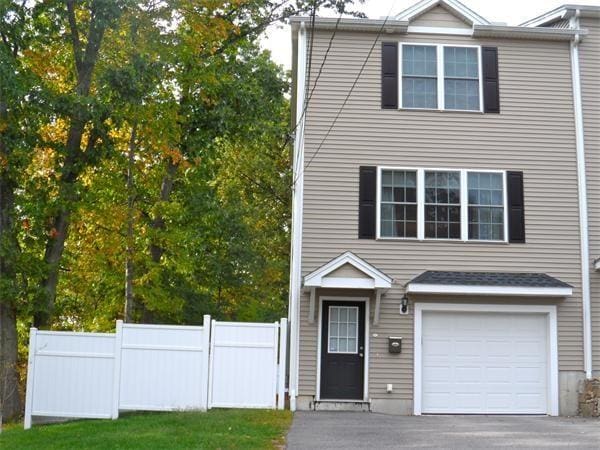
[[320, 300, 365, 400]]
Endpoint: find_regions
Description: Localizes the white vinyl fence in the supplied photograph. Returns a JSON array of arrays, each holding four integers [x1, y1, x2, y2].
[[24, 316, 287, 429]]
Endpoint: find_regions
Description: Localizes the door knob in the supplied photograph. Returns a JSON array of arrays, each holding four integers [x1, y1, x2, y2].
[[359, 353, 364, 357]]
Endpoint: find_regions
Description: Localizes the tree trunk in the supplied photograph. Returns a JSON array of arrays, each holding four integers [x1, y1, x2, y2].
[[0, 302, 20, 423], [0, 98, 21, 422], [124, 123, 137, 322], [34, 4, 111, 327]]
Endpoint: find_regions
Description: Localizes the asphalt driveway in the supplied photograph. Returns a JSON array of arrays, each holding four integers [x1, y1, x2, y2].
[[286, 412, 600, 449]]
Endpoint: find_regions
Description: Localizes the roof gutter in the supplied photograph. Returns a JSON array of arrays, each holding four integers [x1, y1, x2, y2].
[[289, 16, 408, 33], [568, 9, 593, 379], [472, 24, 586, 41]]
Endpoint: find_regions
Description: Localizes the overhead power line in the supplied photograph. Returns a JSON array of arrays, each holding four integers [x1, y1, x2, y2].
[[294, 1, 398, 186]]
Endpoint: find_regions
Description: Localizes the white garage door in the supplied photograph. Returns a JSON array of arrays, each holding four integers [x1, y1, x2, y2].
[[421, 311, 549, 414]]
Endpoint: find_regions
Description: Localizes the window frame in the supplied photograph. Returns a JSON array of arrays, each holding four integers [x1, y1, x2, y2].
[[376, 167, 508, 243], [398, 43, 483, 113]]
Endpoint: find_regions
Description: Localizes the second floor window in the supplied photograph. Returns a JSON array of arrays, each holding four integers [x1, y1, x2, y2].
[[378, 168, 506, 242], [468, 172, 505, 241], [380, 170, 417, 238], [425, 171, 461, 239]]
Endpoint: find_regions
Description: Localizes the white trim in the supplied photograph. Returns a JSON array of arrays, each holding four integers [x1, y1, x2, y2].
[[316, 296, 370, 402], [111, 320, 123, 419], [396, 0, 490, 26], [377, 167, 507, 243], [407, 26, 473, 36], [569, 12, 592, 379], [24, 328, 37, 429], [277, 318, 288, 410], [304, 251, 392, 289], [288, 21, 308, 412], [406, 283, 572, 297], [413, 302, 559, 416], [399, 43, 482, 112]]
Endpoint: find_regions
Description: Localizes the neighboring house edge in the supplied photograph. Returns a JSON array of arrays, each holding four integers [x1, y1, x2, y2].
[[287, 0, 600, 416]]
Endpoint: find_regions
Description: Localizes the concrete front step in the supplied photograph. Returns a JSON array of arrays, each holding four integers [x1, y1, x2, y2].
[[313, 400, 370, 412]]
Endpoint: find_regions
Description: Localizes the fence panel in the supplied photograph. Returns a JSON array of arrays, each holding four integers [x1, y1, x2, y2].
[[209, 321, 280, 409], [24, 330, 116, 428], [118, 316, 210, 411], [24, 315, 287, 429]]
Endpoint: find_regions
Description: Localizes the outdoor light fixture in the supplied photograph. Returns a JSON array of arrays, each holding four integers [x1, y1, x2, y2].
[[400, 294, 409, 315]]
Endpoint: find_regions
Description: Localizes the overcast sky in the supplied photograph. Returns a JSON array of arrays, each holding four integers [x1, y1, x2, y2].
[[261, 0, 600, 70]]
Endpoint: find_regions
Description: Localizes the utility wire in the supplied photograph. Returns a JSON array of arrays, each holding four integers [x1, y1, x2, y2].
[[279, 5, 345, 153], [294, 0, 398, 186]]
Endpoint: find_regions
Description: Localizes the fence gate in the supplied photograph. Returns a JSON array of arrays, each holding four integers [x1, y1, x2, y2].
[[209, 320, 286, 409]]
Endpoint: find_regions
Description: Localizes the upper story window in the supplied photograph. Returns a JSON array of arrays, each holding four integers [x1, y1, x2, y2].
[[444, 47, 480, 111], [380, 169, 417, 238], [402, 45, 437, 109], [424, 170, 461, 239], [468, 172, 505, 241], [400, 44, 482, 112], [377, 168, 507, 242]]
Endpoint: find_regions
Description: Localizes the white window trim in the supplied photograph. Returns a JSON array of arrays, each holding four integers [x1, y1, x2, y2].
[[376, 167, 508, 243], [316, 296, 370, 402], [398, 43, 483, 113], [413, 302, 559, 416], [327, 306, 359, 354]]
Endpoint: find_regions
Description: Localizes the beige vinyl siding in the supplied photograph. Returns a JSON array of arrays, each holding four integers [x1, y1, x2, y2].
[[580, 17, 600, 372], [298, 29, 583, 400], [410, 6, 470, 28]]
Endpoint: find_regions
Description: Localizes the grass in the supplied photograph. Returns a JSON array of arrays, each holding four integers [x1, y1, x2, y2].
[[0, 409, 293, 449]]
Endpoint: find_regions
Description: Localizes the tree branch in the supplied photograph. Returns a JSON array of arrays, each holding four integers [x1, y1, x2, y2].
[[65, 0, 83, 75]]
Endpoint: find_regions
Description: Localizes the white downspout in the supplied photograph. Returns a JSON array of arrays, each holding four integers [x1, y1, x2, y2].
[[288, 21, 307, 411], [569, 10, 593, 379]]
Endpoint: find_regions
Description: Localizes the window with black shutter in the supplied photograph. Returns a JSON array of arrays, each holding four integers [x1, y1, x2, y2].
[[507, 171, 525, 243]]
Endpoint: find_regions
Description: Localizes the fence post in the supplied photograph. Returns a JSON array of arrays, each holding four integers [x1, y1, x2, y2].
[[23, 328, 38, 429], [111, 320, 123, 419], [207, 318, 217, 410], [277, 318, 288, 410], [201, 314, 211, 411]]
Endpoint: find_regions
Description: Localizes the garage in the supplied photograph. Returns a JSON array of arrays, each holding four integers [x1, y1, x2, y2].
[[414, 303, 559, 416]]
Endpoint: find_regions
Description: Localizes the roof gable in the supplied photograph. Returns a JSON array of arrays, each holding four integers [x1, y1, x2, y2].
[[410, 5, 471, 28], [396, 0, 490, 26]]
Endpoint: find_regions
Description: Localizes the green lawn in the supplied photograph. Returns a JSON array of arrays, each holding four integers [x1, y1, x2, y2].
[[0, 409, 293, 449]]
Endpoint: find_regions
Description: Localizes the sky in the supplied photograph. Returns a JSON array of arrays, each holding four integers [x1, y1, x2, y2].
[[261, 0, 600, 70]]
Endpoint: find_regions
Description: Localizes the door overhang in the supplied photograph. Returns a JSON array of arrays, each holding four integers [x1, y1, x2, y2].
[[303, 252, 392, 324]]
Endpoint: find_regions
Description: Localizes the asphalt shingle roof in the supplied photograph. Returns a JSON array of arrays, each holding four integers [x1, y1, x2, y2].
[[409, 271, 572, 288]]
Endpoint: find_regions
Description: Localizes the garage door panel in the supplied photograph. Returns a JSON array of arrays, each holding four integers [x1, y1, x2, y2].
[[421, 311, 549, 414]]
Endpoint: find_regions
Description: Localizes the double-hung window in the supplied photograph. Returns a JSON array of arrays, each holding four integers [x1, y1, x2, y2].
[[380, 170, 417, 238], [424, 171, 461, 239], [468, 172, 505, 241], [378, 168, 506, 242], [400, 44, 481, 111], [401, 45, 437, 109], [444, 47, 480, 111]]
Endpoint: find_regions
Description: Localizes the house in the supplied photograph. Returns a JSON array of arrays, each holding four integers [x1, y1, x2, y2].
[[287, 0, 600, 416]]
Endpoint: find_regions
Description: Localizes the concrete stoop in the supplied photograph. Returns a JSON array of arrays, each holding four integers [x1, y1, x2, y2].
[[313, 400, 370, 412]]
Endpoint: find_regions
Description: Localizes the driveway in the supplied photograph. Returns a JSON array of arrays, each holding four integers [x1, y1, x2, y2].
[[286, 412, 600, 449]]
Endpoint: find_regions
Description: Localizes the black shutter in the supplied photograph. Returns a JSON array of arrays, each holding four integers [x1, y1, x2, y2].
[[381, 42, 398, 109], [482, 47, 500, 113], [507, 171, 525, 243], [359, 166, 377, 239]]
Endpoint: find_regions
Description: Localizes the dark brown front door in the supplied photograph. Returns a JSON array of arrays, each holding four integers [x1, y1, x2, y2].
[[320, 300, 365, 400]]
